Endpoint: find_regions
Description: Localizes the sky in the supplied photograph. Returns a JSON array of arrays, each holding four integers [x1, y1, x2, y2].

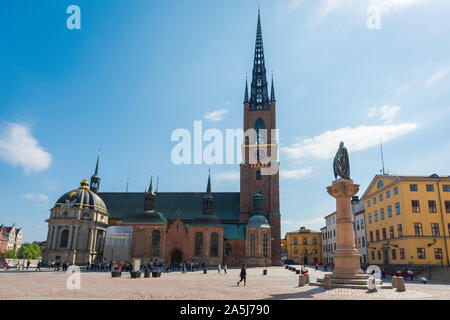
[[1, 0, 450, 243]]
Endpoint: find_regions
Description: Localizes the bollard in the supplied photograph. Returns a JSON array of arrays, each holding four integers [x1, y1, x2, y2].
[[391, 276, 398, 289], [304, 273, 310, 285], [396, 277, 406, 292], [298, 274, 305, 287], [324, 275, 332, 290], [296, 270, 300, 274]]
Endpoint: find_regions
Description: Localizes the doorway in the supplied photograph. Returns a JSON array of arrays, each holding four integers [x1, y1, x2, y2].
[[171, 249, 182, 264], [382, 248, 389, 265], [303, 256, 308, 265]]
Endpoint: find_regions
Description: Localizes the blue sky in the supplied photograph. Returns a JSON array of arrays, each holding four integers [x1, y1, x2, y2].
[[1, 0, 450, 243]]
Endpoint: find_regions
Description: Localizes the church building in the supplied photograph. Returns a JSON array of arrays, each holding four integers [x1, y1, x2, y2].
[[44, 10, 281, 267]]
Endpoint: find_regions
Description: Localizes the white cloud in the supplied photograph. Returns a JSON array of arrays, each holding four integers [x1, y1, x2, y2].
[[204, 109, 228, 122], [282, 122, 418, 161], [0, 123, 52, 173], [314, 0, 346, 22], [215, 171, 240, 181], [370, 0, 425, 13], [424, 67, 450, 87], [23, 193, 49, 203], [367, 105, 401, 124], [280, 167, 314, 180], [395, 84, 411, 97], [287, 0, 303, 12]]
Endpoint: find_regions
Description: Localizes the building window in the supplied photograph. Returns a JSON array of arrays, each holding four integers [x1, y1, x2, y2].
[[254, 118, 266, 144], [368, 213, 372, 223], [443, 185, 450, 192], [250, 233, 256, 257], [371, 251, 375, 260], [303, 238, 307, 245], [435, 248, 443, 260], [313, 238, 317, 245], [414, 223, 423, 236], [361, 218, 364, 229], [293, 238, 297, 245], [367, 200, 371, 207], [377, 180, 384, 188], [356, 220, 360, 230], [362, 237, 365, 246], [400, 248, 405, 259], [210, 232, 219, 257], [333, 229, 336, 237], [225, 243, 232, 257], [263, 233, 268, 258], [374, 211, 378, 222], [445, 201, 450, 213], [379, 194, 383, 201], [151, 230, 160, 257], [429, 200, 437, 213], [395, 202, 401, 215], [256, 170, 262, 180], [394, 187, 399, 195], [369, 231, 373, 242], [426, 184, 434, 192], [382, 228, 387, 240], [376, 230, 380, 241], [392, 249, 397, 260], [380, 208, 385, 220], [60, 229, 69, 248], [417, 248, 426, 259], [410, 184, 418, 191], [390, 226, 395, 238], [386, 191, 390, 199], [194, 232, 203, 257], [397, 224, 403, 237], [373, 197, 376, 205], [412, 200, 420, 213], [431, 223, 440, 237], [387, 205, 392, 217], [377, 251, 381, 260]]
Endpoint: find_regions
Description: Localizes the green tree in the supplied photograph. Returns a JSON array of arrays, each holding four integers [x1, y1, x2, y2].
[[1, 250, 17, 259], [17, 243, 41, 260]]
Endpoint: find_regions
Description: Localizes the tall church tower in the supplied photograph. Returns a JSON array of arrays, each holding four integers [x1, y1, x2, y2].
[[240, 10, 281, 266]]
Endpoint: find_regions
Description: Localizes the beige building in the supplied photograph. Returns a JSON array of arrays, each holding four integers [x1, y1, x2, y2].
[[285, 227, 322, 265], [1, 225, 22, 252], [44, 179, 109, 265]]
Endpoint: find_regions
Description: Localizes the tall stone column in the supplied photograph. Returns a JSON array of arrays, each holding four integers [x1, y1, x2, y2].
[[327, 179, 363, 275]]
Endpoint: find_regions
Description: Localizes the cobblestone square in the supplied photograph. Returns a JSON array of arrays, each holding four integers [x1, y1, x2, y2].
[[1, 266, 449, 300]]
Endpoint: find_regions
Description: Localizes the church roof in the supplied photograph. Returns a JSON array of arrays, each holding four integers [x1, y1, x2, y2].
[[100, 192, 241, 222]]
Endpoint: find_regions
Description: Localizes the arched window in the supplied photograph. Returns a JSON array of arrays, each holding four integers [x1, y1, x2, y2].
[[256, 170, 261, 180], [60, 229, 69, 248], [225, 243, 232, 257], [303, 238, 307, 245], [254, 118, 266, 144], [210, 233, 219, 257], [151, 230, 161, 256], [250, 233, 256, 257], [263, 233, 268, 258], [194, 232, 203, 257]]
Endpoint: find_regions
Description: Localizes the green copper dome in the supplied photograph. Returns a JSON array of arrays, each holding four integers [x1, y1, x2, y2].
[[54, 179, 107, 213], [247, 215, 270, 228]]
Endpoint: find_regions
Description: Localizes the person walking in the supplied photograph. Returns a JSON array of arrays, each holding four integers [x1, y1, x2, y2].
[[314, 263, 318, 270], [224, 264, 227, 274], [36, 261, 41, 271], [407, 269, 414, 281], [237, 264, 247, 286], [218, 264, 222, 273], [27, 260, 31, 270]]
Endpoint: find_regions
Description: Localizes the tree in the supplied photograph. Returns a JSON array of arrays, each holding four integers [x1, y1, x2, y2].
[[1, 250, 17, 259], [17, 243, 41, 260]]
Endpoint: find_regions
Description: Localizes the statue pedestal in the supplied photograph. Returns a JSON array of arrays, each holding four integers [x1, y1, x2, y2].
[[312, 179, 373, 289], [327, 179, 363, 276]]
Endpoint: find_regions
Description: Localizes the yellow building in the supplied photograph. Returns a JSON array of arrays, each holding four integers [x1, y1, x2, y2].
[[361, 174, 450, 266], [281, 238, 287, 261], [284, 227, 322, 265]]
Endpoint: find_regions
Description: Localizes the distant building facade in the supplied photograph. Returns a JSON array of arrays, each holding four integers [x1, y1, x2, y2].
[[284, 227, 322, 265], [0, 225, 22, 253], [322, 212, 337, 264], [362, 174, 450, 266], [352, 196, 368, 264]]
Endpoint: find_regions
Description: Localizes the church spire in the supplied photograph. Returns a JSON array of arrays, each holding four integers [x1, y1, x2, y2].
[[203, 169, 214, 215], [244, 76, 249, 103], [270, 74, 276, 102], [144, 174, 156, 211], [249, 9, 269, 110], [90, 149, 101, 194]]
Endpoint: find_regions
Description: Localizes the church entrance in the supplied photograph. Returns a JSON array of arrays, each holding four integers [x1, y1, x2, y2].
[[171, 249, 182, 264]]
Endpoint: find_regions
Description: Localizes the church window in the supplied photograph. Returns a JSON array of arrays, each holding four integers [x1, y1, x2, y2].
[[263, 233, 268, 258], [210, 233, 219, 257], [194, 232, 203, 257], [60, 229, 69, 248], [151, 230, 161, 257], [254, 118, 266, 144], [225, 243, 232, 257], [250, 233, 256, 257], [256, 170, 261, 180]]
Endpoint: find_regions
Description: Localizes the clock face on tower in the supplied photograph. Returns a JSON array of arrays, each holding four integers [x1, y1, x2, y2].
[[255, 149, 266, 160]]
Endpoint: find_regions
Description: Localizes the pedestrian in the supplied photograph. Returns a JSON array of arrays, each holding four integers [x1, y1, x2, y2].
[[419, 276, 428, 284], [36, 261, 41, 271], [3, 260, 8, 270], [224, 264, 227, 274], [324, 263, 328, 271], [381, 268, 386, 279], [218, 264, 222, 273], [301, 265, 308, 275], [27, 260, 31, 270], [237, 263, 247, 286], [314, 263, 318, 270], [407, 269, 414, 281]]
